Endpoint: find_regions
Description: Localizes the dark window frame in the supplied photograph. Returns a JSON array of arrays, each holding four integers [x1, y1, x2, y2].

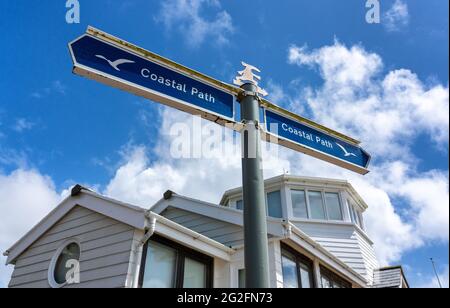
[[138, 234, 214, 288], [320, 266, 352, 288], [281, 243, 315, 288]]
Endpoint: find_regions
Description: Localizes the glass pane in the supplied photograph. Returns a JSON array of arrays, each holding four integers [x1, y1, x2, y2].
[[238, 269, 246, 288], [282, 253, 299, 288], [321, 276, 332, 288], [349, 201, 356, 224], [236, 200, 244, 211], [358, 212, 364, 229], [354, 207, 361, 227], [325, 193, 343, 221], [299, 263, 312, 288], [183, 258, 207, 288], [267, 191, 283, 218], [292, 190, 308, 219], [308, 191, 326, 220], [349, 203, 362, 227], [54, 243, 80, 284], [142, 241, 177, 288]]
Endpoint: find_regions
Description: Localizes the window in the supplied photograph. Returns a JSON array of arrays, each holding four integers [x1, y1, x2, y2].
[[320, 266, 351, 288], [349, 203, 357, 224], [141, 241, 177, 288], [299, 263, 312, 288], [291, 189, 345, 222], [292, 190, 308, 219], [281, 245, 314, 288], [349, 202, 362, 228], [281, 251, 299, 288], [357, 212, 364, 230], [140, 236, 212, 288], [325, 193, 343, 221], [183, 258, 207, 288], [236, 191, 283, 219], [267, 190, 283, 218], [236, 200, 244, 211], [49, 240, 81, 288], [308, 191, 326, 220]]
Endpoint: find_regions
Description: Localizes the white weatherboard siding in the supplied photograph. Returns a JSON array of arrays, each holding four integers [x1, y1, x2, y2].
[[355, 229, 379, 285], [373, 267, 405, 288], [8, 206, 136, 288], [292, 221, 377, 282]]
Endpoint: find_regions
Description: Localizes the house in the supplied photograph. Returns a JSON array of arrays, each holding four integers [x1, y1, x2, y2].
[[3, 174, 409, 288]]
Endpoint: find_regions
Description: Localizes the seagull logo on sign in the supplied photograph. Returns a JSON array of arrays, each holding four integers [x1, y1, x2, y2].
[[336, 143, 357, 157], [95, 55, 135, 71]]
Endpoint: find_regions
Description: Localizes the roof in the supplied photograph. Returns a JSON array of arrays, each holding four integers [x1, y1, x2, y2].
[[3, 182, 373, 287], [3, 185, 147, 265], [152, 191, 369, 287], [3, 186, 234, 265], [372, 266, 410, 288], [220, 174, 369, 210]]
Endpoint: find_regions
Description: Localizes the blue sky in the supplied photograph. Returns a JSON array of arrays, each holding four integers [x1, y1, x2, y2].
[[0, 0, 448, 288]]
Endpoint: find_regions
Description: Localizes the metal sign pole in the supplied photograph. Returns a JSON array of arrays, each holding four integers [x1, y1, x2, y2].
[[239, 83, 270, 288]]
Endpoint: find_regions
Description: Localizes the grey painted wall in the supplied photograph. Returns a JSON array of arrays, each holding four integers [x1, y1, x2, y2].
[[8, 206, 136, 288], [161, 207, 245, 248]]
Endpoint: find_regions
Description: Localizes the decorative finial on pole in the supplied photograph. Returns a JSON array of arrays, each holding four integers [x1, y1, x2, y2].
[[233, 62, 268, 97]]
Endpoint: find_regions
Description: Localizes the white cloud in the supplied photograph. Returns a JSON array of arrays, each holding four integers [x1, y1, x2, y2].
[[99, 108, 429, 266], [0, 148, 29, 169], [288, 42, 449, 158], [12, 118, 35, 133], [156, 0, 234, 47], [104, 108, 289, 206], [31, 80, 67, 99], [384, 0, 410, 32], [1, 38, 446, 287], [0, 169, 63, 288], [102, 40, 449, 268], [288, 41, 383, 89], [417, 265, 449, 288], [286, 40, 449, 265], [377, 164, 449, 242]]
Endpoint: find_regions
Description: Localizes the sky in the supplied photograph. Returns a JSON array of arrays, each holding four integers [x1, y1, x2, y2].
[[0, 0, 448, 288]]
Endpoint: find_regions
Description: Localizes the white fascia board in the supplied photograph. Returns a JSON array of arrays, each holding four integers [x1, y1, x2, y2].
[[4, 196, 74, 265], [76, 191, 147, 229], [4, 191, 147, 265], [149, 212, 234, 261]]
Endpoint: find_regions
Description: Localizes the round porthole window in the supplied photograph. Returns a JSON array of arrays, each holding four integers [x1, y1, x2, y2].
[[48, 240, 81, 288]]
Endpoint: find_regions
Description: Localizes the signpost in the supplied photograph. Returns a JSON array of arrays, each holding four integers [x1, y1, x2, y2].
[[264, 109, 371, 175], [69, 26, 372, 288], [69, 28, 237, 127]]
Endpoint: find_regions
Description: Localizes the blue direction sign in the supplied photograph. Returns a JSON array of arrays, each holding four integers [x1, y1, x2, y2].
[[69, 34, 235, 121], [69, 27, 371, 175], [265, 110, 371, 174]]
